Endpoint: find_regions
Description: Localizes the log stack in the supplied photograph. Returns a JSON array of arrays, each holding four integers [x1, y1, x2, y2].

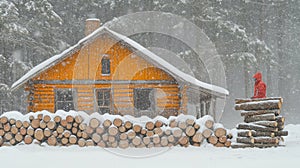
[[0, 112, 232, 148], [232, 97, 288, 148]]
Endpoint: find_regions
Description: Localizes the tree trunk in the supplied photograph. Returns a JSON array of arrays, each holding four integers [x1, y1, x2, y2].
[[236, 137, 254, 144]]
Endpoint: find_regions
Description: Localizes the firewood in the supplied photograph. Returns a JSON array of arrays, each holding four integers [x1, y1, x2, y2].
[[71, 127, 78, 134], [40, 121, 47, 129], [89, 118, 100, 129], [101, 133, 109, 142], [160, 136, 168, 146], [10, 138, 17, 145], [140, 129, 147, 135], [132, 136, 142, 146], [66, 115, 74, 123], [119, 140, 129, 149], [103, 119, 112, 128], [155, 120, 164, 128], [143, 136, 151, 145], [253, 137, 279, 144], [63, 130, 71, 138], [69, 135, 77, 144], [43, 115, 51, 123], [97, 140, 106, 148], [192, 132, 204, 143], [20, 127, 27, 136], [164, 129, 172, 136], [37, 114, 43, 120], [46, 121, 56, 130], [66, 123, 73, 130], [186, 118, 195, 126], [4, 132, 13, 141], [167, 135, 175, 143], [29, 115, 34, 121], [0, 116, 8, 124], [202, 129, 213, 138], [15, 120, 23, 128], [237, 123, 278, 132], [207, 135, 218, 145], [191, 142, 201, 147], [240, 109, 280, 117], [81, 132, 89, 139], [193, 124, 200, 130], [244, 114, 276, 123], [73, 122, 78, 128], [127, 130, 136, 140], [52, 131, 58, 137], [154, 127, 164, 137], [235, 100, 282, 111], [185, 126, 196, 137], [15, 133, 23, 142], [56, 126, 65, 134], [146, 131, 154, 137], [218, 136, 227, 143], [169, 119, 177, 128], [0, 130, 4, 136], [237, 131, 252, 137], [54, 116, 62, 123], [178, 121, 187, 130], [205, 120, 214, 129], [113, 118, 123, 127], [27, 127, 34, 136], [44, 128, 52, 137], [231, 143, 278, 148], [23, 121, 30, 128], [75, 115, 84, 124], [118, 125, 126, 133], [24, 135, 33, 144], [178, 136, 189, 147], [76, 130, 82, 138], [78, 138, 86, 147], [147, 142, 154, 148], [9, 119, 16, 125], [119, 133, 128, 140], [146, 121, 155, 131], [34, 129, 44, 141], [275, 131, 288, 136], [3, 123, 10, 132], [214, 123, 227, 138], [124, 121, 132, 130], [79, 123, 87, 131], [31, 119, 40, 129], [95, 127, 105, 135], [47, 135, 57, 146], [276, 116, 285, 123], [236, 137, 254, 144], [108, 136, 116, 143], [0, 136, 3, 146], [152, 135, 160, 144], [60, 119, 68, 127], [133, 124, 142, 133], [85, 140, 95, 146], [224, 140, 232, 147], [61, 137, 69, 145], [235, 97, 283, 104], [108, 126, 119, 136], [172, 128, 183, 138], [252, 121, 278, 127], [11, 125, 18, 134]]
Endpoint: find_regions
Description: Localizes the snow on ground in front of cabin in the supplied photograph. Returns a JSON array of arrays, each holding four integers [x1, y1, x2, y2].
[[0, 124, 299, 168]]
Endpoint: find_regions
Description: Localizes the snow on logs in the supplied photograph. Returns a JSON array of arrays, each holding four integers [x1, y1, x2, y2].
[[0, 111, 232, 148], [232, 97, 288, 148]]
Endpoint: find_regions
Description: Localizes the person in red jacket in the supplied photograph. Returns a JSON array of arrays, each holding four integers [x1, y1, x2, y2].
[[252, 72, 267, 99]]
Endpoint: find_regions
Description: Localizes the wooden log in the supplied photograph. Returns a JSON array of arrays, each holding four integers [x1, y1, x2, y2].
[[118, 125, 126, 133], [86, 140, 95, 146], [152, 135, 160, 144], [276, 116, 285, 123], [164, 129, 172, 136], [0, 116, 8, 124], [76, 130, 82, 138], [40, 121, 47, 129], [219, 136, 227, 143], [253, 137, 279, 144], [124, 121, 132, 130], [205, 119, 214, 129], [172, 128, 183, 138], [3, 123, 10, 132], [29, 115, 34, 121], [113, 118, 123, 127], [54, 116, 62, 123], [108, 126, 119, 136], [37, 114, 43, 120], [78, 138, 86, 147], [178, 121, 187, 130], [47, 135, 57, 146], [85, 126, 94, 135], [193, 124, 200, 130], [63, 130, 71, 138], [132, 136, 142, 146], [27, 127, 34, 136], [97, 140, 106, 148], [108, 136, 116, 143], [214, 123, 227, 138], [153, 127, 164, 137], [155, 120, 164, 128], [132, 124, 142, 133], [185, 126, 196, 137], [56, 126, 65, 134], [215, 142, 225, 147], [146, 121, 155, 131], [52, 131, 58, 137], [252, 121, 278, 128], [11, 125, 18, 135], [89, 118, 100, 129], [31, 119, 40, 129], [23, 121, 30, 128], [0, 130, 4, 136], [119, 140, 129, 149], [178, 136, 189, 147], [251, 131, 275, 137], [103, 119, 112, 128], [71, 127, 78, 134], [34, 129, 44, 141], [192, 132, 204, 143], [9, 119, 16, 125], [9, 138, 17, 145], [66, 123, 73, 130], [237, 130, 252, 137], [275, 131, 288, 137], [244, 114, 276, 123], [69, 135, 77, 144], [119, 133, 128, 140], [74, 115, 84, 124], [236, 137, 254, 144], [146, 131, 154, 137], [24, 135, 33, 144], [140, 129, 147, 136], [240, 109, 280, 117], [237, 123, 278, 132], [160, 136, 168, 147], [147, 142, 154, 148], [235, 97, 283, 104], [127, 130, 136, 140], [20, 127, 27, 136], [167, 135, 175, 143], [207, 135, 218, 145], [61, 138, 69, 145], [43, 115, 51, 123], [224, 140, 232, 147], [81, 132, 89, 139], [46, 121, 56, 130], [4, 132, 13, 141], [186, 118, 195, 126], [66, 115, 74, 123], [169, 119, 178, 128], [44, 128, 52, 137], [143, 136, 151, 145], [231, 143, 278, 148], [235, 100, 282, 111], [79, 123, 87, 131], [202, 129, 213, 138], [95, 127, 105, 135], [0, 136, 3, 146], [15, 120, 23, 128]]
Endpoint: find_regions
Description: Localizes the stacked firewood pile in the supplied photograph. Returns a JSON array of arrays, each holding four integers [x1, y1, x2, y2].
[[231, 97, 288, 148], [0, 112, 232, 148]]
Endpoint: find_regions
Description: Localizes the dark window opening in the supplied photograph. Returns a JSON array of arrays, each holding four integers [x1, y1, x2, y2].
[[96, 89, 111, 114], [55, 89, 75, 111], [101, 57, 110, 75], [134, 88, 154, 111]]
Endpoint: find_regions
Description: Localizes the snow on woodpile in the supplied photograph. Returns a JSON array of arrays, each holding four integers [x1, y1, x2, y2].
[[0, 111, 232, 148]]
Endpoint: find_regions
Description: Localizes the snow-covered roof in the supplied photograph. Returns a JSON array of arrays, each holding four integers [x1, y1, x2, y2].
[[11, 26, 229, 97]]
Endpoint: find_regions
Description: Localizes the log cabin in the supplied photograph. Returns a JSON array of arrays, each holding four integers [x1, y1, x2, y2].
[[11, 19, 229, 120]]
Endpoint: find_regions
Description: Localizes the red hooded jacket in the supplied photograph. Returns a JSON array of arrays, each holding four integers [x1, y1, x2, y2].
[[252, 72, 266, 99]]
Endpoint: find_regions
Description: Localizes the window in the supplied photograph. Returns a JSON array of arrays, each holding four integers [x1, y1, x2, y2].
[[101, 57, 110, 75], [134, 88, 154, 111], [55, 89, 75, 111], [96, 89, 111, 114]]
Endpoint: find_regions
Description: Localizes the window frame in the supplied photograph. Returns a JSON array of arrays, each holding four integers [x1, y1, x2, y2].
[[55, 88, 76, 112], [95, 88, 112, 114], [101, 56, 111, 75], [133, 88, 155, 112]]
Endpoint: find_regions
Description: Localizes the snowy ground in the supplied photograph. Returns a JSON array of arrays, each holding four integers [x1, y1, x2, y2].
[[0, 124, 299, 168]]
